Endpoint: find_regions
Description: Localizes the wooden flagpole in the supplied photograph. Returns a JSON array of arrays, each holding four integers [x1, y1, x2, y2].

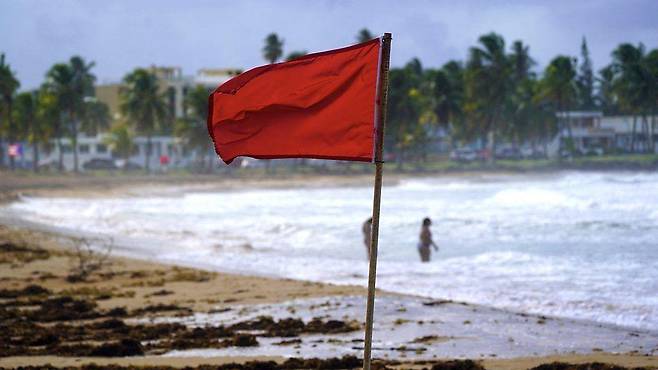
[[363, 32, 391, 370]]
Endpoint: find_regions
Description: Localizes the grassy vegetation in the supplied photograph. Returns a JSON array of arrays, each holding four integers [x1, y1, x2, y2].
[[2, 154, 657, 181]]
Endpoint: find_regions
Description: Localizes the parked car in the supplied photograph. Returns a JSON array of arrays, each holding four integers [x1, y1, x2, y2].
[[476, 148, 491, 162], [495, 147, 522, 160], [37, 159, 60, 171], [82, 158, 118, 170], [449, 148, 478, 162], [584, 146, 605, 156], [521, 147, 546, 159], [123, 161, 143, 171]]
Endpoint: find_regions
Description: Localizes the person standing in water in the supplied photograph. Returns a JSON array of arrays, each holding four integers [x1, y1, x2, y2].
[[418, 217, 438, 262], [362, 217, 372, 259]]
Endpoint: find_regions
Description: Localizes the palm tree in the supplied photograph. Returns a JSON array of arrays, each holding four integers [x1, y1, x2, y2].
[[597, 65, 618, 115], [387, 60, 427, 167], [356, 28, 374, 43], [175, 85, 213, 172], [120, 68, 168, 171], [263, 33, 284, 64], [0, 53, 20, 170], [14, 92, 37, 171], [645, 49, 658, 152], [464, 33, 512, 162], [105, 123, 135, 170], [285, 50, 308, 61], [509, 40, 535, 83], [611, 43, 653, 152], [68, 56, 96, 171], [44, 63, 74, 172], [507, 41, 537, 147], [35, 90, 59, 172], [538, 56, 577, 154], [433, 61, 463, 131], [81, 98, 110, 136]]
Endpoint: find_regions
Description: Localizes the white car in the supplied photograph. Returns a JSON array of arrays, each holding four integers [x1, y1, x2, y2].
[[450, 148, 477, 162]]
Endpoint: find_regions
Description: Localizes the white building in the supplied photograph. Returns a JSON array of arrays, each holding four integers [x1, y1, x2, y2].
[[556, 111, 657, 154], [34, 134, 192, 172]]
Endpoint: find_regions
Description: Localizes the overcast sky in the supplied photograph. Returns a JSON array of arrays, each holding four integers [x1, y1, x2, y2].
[[2, 0, 657, 90]]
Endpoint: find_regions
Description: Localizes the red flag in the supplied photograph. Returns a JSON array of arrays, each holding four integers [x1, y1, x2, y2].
[[207, 38, 382, 164]]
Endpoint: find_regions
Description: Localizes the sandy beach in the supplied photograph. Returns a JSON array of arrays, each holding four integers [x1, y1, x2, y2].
[[1, 173, 657, 369]]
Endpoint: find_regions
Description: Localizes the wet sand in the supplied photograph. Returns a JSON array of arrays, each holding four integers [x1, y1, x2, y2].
[[1, 225, 656, 369]]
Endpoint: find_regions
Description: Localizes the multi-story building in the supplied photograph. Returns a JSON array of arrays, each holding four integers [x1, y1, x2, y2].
[[556, 111, 657, 154], [96, 66, 240, 122]]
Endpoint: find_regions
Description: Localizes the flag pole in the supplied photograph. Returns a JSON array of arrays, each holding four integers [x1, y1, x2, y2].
[[363, 32, 391, 370]]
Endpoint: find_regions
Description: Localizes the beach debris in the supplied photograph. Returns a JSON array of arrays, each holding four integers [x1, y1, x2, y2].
[[528, 362, 647, 370], [230, 315, 359, 337], [226, 333, 259, 347], [146, 289, 173, 297], [412, 335, 446, 344], [66, 236, 114, 282], [0, 241, 51, 264], [430, 359, 486, 370], [273, 338, 302, 346], [423, 299, 453, 306], [131, 303, 192, 316], [88, 338, 144, 357], [0, 284, 50, 298]]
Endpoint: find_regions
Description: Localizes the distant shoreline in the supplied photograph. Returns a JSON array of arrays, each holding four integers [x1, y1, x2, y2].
[[1, 155, 657, 204]]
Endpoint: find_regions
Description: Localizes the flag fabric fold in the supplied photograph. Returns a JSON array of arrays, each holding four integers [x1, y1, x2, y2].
[[207, 38, 382, 164]]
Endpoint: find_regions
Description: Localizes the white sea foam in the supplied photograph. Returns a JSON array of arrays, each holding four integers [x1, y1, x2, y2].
[[2, 171, 658, 331]]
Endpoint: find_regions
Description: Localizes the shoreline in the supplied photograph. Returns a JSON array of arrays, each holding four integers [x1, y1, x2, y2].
[[3, 213, 657, 337], [1, 224, 656, 369], [3, 173, 658, 333], [2, 165, 657, 204], [1, 175, 657, 369]]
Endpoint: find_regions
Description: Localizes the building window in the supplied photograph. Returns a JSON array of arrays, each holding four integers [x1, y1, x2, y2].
[[79, 144, 90, 154], [61, 145, 72, 154], [96, 144, 107, 154]]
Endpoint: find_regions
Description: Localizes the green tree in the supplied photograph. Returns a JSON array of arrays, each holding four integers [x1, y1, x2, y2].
[[263, 33, 284, 64], [463, 33, 512, 162], [35, 90, 59, 171], [509, 40, 535, 83], [538, 56, 578, 154], [44, 63, 75, 172], [356, 28, 374, 43], [611, 43, 653, 152], [577, 37, 595, 109], [431, 61, 464, 150], [104, 123, 135, 169], [120, 68, 168, 171], [285, 50, 308, 61], [0, 53, 20, 170], [81, 99, 110, 136], [645, 49, 658, 151], [597, 65, 619, 115], [69, 56, 97, 171], [386, 59, 429, 167], [507, 40, 537, 146], [175, 85, 213, 172], [13, 92, 37, 171]]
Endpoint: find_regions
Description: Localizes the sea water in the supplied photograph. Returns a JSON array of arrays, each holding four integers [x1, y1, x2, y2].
[[3, 171, 657, 331]]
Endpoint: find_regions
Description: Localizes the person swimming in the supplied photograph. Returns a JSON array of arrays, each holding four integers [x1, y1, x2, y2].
[[418, 217, 438, 262]]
